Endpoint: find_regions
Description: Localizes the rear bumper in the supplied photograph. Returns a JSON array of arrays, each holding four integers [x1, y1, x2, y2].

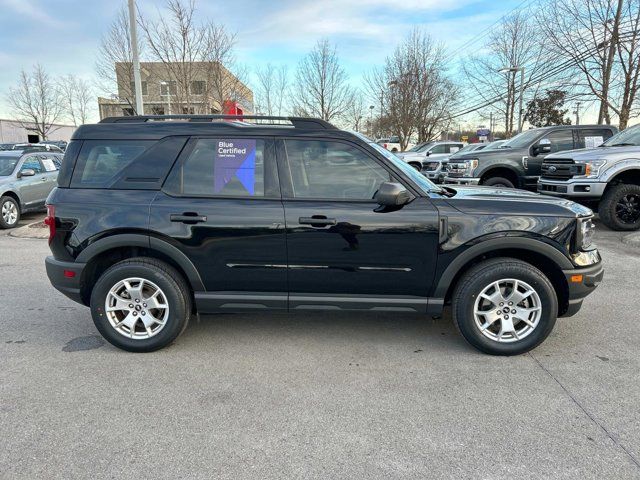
[[45, 256, 86, 305], [561, 259, 604, 317], [538, 179, 607, 198]]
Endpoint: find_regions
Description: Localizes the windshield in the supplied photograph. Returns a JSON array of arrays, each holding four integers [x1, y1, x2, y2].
[[455, 144, 481, 155], [602, 125, 640, 147], [485, 140, 506, 150], [407, 142, 434, 153], [0, 157, 19, 176], [500, 129, 542, 149], [369, 142, 439, 194]]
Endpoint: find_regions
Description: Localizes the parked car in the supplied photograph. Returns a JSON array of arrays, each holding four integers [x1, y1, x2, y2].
[[0, 143, 16, 151], [12, 143, 64, 153], [0, 151, 62, 228], [424, 141, 505, 184], [538, 124, 640, 231], [445, 125, 617, 189], [45, 115, 602, 355], [397, 141, 465, 172]]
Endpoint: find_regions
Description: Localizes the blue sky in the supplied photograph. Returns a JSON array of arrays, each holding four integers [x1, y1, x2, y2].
[[0, 0, 525, 121]]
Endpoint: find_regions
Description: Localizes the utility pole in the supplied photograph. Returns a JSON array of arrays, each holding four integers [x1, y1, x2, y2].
[[128, 0, 144, 115], [574, 102, 581, 125]]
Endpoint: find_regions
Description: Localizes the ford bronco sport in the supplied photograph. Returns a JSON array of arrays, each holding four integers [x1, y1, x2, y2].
[[45, 115, 603, 355]]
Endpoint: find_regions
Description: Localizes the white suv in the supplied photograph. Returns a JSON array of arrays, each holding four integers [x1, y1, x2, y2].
[[396, 141, 465, 171]]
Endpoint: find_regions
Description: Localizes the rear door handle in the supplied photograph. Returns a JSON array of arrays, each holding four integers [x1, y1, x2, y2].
[[170, 213, 207, 224], [299, 216, 337, 227]]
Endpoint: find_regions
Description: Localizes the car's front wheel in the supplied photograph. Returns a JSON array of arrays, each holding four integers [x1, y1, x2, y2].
[[452, 258, 557, 355], [598, 183, 640, 231], [0, 196, 20, 229], [90, 257, 191, 352]]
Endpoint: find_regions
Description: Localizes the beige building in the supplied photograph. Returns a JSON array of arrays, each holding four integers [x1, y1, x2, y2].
[[98, 61, 253, 119], [0, 119, 76, 143]]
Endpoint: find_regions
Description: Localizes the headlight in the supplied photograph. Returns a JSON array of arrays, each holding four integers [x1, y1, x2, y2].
[[576, 217, 595, 249], [464, 158, 479, 175], [581, 160, 607, 178]]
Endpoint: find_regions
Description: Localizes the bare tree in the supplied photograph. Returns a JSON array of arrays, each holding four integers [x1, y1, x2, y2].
[[59, 74, 93, 126], [255, 64, 289, 115], [367, 29, 456, 149], [7, 65, 63, 141], [292, 39, 354, 121], [95, 5, 141, 113], [139, 0, 249, 114], [345, 91, 367, 132], [463, 10, 559, 136]]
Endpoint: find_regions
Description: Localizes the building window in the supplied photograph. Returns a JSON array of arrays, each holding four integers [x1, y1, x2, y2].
[[182, 107, 195, 114], [122, 108, 134, 116], [151, 106, 165, 115], [191, 80, 206, 95], [130, 81, 148, 95], [160, 81, 177, 95]]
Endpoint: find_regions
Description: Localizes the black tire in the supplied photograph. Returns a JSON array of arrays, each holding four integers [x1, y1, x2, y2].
[[452, 258, 557, 356], [598, 183, 640, 231], [409, 162, 422, 171], [482, 176, 515, 188], [90, 257, 192, 352], [0, 196, 21, 229]]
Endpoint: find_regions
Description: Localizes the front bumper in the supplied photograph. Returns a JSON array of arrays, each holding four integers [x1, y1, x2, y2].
[[443, 176, 481, 185], [45, 256, 87, 305], [538, 179, 607, 198], [561, 255, 604, 317]]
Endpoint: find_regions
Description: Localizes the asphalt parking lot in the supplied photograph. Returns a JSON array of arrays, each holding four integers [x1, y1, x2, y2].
[[1, 221, 640, 479]]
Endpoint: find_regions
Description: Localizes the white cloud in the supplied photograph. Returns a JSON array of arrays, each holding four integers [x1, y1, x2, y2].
[[0, 0, 67, 28]]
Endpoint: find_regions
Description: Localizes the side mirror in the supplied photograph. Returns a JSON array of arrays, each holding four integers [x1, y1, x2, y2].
[[533, 139, 552, 156], [425, 151, 431, 157], [374, 182, 411, 207], [18, 168, 35, 178]]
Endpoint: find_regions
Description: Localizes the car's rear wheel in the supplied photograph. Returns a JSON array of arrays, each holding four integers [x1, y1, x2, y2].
[[0, 196, 20, 229], [482, 176, 515, 188], [452, 258, 557, 355], [90, 257, 191, 352], [409, 162, 422, 171], [599, 183, 640, 231]]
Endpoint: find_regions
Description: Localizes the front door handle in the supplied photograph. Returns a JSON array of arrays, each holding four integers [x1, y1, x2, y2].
[[170, 212, 207, 224], [40, 177, 47, 182], [299, 216, 337, 227]]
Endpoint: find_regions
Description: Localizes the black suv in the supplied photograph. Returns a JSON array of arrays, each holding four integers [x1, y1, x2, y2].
[[45, 115, 603, 355], [445, 125, 617, 189]]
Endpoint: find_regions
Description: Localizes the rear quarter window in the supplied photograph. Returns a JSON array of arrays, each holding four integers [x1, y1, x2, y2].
[[69, 137, 187, 190]]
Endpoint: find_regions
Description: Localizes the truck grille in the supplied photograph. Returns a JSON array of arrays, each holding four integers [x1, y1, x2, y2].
[[423, 162, 440, 172], [541, 158, 584, 180]]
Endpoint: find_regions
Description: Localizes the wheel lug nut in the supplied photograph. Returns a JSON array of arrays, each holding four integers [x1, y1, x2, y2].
[[129, 304, 133, 308], [135, 299, 140, 303], [143, 303, 147, 307], [133, 312, 138, 316], [499, 302, 504, 306], [511, 309, 516, 314], [141, 311, 146, 316], [504, 315, 509, 319], [508, 302, 513, 306]]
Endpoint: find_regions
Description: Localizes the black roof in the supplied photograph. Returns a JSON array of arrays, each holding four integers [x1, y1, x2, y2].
[[74, 115, 341, 141]]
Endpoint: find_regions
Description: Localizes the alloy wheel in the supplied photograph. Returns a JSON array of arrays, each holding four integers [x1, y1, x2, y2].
[[2, 201, 18, 225], [104, 277, 170, 339], [473, 278, 542, 343], [615, 193, 640, 224]]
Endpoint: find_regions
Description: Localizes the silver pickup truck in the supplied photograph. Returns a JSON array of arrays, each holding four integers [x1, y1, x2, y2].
[[538, 124, 640, 231]]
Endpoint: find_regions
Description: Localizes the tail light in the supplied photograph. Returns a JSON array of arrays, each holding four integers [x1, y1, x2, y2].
[[44, 204, 55, 245], [383, 143, 388, 149]]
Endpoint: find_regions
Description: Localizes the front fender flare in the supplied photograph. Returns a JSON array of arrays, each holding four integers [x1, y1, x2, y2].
[[433, 236, 574, 299]]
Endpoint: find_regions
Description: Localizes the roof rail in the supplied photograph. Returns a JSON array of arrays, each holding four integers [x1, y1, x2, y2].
[[98, 114, 337, 130]]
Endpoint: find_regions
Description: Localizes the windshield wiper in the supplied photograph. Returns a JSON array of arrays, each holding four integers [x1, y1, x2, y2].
[[607, 142, 636, 147]]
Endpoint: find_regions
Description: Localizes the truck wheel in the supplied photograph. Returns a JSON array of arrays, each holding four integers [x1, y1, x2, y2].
[[598, 183, 640, 231], [482, 177, 515, 188], [409, 162, 422, 171], [0, 196, 20, 229], [452, 258, 557, 356], [90, 257, 192, 352]]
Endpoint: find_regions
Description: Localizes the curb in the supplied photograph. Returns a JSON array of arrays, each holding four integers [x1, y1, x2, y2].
[[8, 221, 49, 239], [622, 232, 640, 249]]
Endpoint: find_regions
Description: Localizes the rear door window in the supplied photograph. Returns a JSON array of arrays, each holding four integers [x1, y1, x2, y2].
[[71, 140, 154, 188], [575, 129, 614, 149], [544, 130, 574, 153], [164, 138, 277, 197]]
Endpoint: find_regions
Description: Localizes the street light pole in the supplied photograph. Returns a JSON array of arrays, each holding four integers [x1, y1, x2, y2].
[[160, 82, 172, 115], [499, 66, 525, 134], [128, 0, 144, 115]]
